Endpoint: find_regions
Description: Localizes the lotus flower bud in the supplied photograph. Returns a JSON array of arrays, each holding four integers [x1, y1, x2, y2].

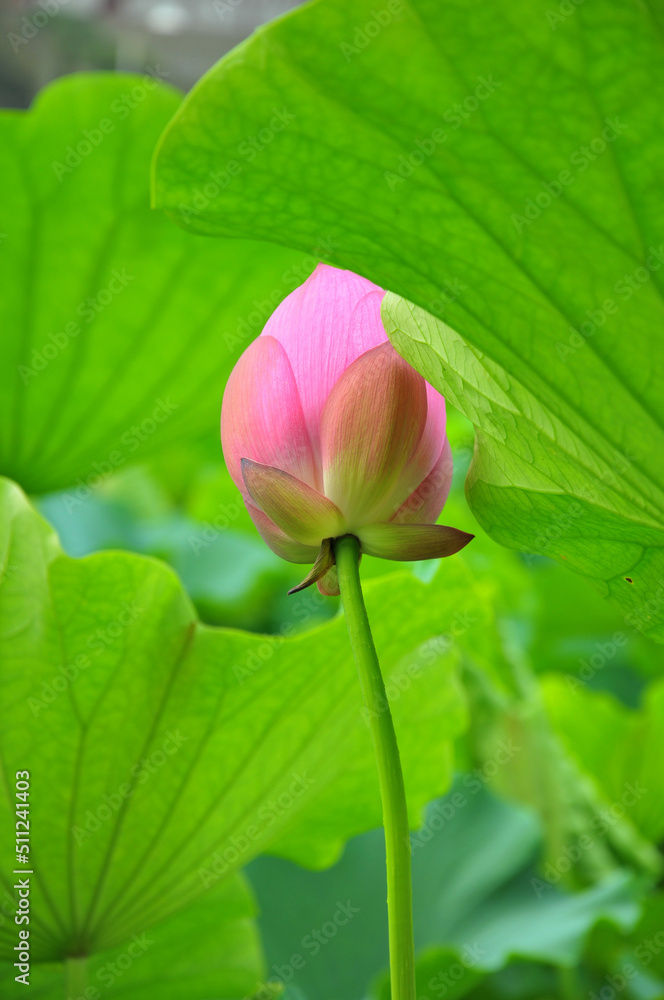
[[221, 264, 473, 594]]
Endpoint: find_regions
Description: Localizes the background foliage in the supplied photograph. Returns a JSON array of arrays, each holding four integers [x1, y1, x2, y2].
[[1, 0, 662, 998]]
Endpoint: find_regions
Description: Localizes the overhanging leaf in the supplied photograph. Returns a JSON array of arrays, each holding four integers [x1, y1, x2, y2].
[[0, 477, 468, 963], [383, 296, 664, 641], [0, 874, 266, 999], [0, 73, 306, 495], [152, 0, 664, 638]]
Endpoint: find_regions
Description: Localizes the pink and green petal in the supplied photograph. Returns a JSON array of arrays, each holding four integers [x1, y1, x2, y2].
[[405, 384, 447, 485], [317, 564, 340, 597], [246, 502, 319, 565], [384, 384, 448, 515], [262, 264, 386, 462], [392, 439, 454, 525], [321, 343, 428, 526], [242, 459, 345, 546], [221, 335, 316, 497], [358, 522, 474, 561], [288, 538, 335, 595]]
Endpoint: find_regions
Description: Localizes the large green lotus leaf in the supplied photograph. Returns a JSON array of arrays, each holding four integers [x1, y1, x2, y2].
[[152, 0, 664, 640], [0, 875, 267, 999], [0, 477, 468, 962], [383, 297, 664, 641], [0, 73, 305, 495], [542, 675, 664, 846]]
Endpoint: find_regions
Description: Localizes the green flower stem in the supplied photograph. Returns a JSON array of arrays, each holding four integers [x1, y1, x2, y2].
[[335, 534, 416, 1000], [65, 956, 88, 997]]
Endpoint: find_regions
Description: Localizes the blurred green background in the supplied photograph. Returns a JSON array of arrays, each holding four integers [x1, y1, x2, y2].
[[1, 2, 663, 999]]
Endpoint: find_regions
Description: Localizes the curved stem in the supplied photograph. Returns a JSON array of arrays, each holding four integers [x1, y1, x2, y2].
[[335, 535, 416, 1000]]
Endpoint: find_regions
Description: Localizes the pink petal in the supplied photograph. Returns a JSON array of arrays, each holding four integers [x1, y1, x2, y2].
[[380, 384, 448, 519], [358, 522, 474, 561], [392, 439, 453, 525], [320, 342, 428, 525], [288, 539, 335, 595], [242, 459, 345, 546], [221, 335, 316, 497], [246, 502, 319, 564], [407, 384, 447, 484], [262, 263, 387, 463]]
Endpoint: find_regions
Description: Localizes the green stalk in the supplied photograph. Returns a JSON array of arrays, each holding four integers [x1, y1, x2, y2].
[[335, 534, 416, 1000], [65, 956, 88, 998]]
